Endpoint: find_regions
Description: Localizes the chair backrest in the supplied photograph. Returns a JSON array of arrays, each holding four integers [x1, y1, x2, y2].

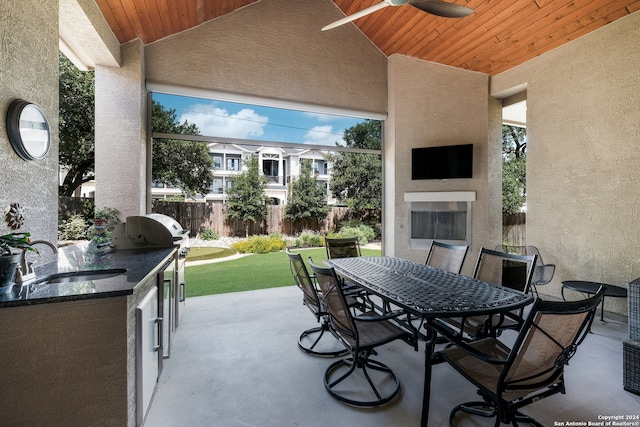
[[425, 241, 469, 274], [496, 245, 555, 286], [496, 245, 544, 263], [325, 237, 361, 259], [286, 248, 320, 308], [473, 247, 537, 293], [309, 260, 357, 341], [501, 289, 604, 398]]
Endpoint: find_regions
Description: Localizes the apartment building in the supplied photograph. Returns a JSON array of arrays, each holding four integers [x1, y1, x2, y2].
[[152, 142, 336, 205]]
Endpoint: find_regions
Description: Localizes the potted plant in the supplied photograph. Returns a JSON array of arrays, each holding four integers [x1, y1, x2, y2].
[[87, 208, 120, 265], [1, 203, 34, 293], [91, 207, 119, 243]]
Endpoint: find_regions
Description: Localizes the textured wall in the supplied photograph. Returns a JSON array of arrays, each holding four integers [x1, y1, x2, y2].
[[386, 56, 499, 275], [491, 11, 640, 315], [145, 0, 387, 115], [0, 297, 129, 426], [59, 0, 121, 69], [95, 40, 147, 218], [0, 0, 59, 244]]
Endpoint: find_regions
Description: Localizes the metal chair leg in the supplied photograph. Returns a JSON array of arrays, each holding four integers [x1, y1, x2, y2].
[[298, 320, 348, 357], [323, 353, 401, 407]]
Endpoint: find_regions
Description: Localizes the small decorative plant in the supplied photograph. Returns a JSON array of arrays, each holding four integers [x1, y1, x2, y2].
[[93, 207, 119, 225], [91, 207, 120, 244], [1, 203, 34, 256], [0, 232, 34, 256], [1, 203, 35, 290]]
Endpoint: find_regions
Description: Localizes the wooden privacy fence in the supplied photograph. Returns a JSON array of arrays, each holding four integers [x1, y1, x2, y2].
[[59, 197, 525, 243], [151, 200, 352, 237], [502, 213, 526, 246]]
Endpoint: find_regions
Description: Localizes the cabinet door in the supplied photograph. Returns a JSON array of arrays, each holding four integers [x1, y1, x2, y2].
[[136, 287, 159, 426]]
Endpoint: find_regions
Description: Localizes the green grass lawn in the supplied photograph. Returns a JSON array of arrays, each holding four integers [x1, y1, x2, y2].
[[185, 247, 381, 297], [186, 247, 236, 262]]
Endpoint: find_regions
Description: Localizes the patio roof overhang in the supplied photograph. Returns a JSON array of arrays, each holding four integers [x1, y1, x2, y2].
[[80, 0, 640, 76]]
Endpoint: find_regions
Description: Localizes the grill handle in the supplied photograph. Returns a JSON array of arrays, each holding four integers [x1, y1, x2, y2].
[[179, 282, 186, 302]]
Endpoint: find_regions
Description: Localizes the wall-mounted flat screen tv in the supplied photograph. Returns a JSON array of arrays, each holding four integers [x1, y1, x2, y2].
[[411, 144, 473, 180]]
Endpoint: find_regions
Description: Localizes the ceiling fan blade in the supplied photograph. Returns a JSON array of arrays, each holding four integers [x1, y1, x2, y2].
[[321, 0, 471, 32], [409, 0, 473, 18], [322, 1, 391, 31]]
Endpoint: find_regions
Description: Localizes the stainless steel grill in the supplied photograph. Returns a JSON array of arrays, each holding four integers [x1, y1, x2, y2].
[[114, 213, 190, 361], [124, 213, 189, 248]]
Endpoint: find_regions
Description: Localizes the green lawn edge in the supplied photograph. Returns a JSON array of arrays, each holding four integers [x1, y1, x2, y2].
[[185, 247, 381, 297]]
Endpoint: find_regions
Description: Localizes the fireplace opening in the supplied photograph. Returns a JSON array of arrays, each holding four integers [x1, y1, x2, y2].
[[409, 201, 470, 249]]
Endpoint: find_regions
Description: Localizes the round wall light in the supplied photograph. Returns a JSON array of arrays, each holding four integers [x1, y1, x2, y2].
[[6, 99, 51, 161]]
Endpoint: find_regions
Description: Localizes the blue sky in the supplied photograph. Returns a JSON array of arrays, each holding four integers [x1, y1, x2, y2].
[[153, 93, 367, 146]]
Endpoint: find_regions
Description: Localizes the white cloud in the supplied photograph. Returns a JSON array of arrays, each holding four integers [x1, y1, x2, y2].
[[304, 112, 340, 123], [303, 125, 345, 146], [179, 104, 268, 138]]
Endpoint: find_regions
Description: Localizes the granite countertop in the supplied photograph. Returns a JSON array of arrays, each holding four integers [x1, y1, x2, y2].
[[0, 241, 177, 308]]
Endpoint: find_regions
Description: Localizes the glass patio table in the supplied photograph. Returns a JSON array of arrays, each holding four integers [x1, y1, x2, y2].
[[326, 256, 534, 427]]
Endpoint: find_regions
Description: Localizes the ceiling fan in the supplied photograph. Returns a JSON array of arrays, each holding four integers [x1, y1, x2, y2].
[[322, 0, 473, 31]]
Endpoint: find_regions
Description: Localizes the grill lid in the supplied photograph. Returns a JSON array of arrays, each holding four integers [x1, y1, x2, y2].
[[125, 214, 189, 246]]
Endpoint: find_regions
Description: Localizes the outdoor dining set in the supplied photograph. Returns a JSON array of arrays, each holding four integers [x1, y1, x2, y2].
[[286, 238, 608, 427]]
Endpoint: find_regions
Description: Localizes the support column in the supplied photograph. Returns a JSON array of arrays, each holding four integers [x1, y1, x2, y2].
[[95, 40, 147, 218]]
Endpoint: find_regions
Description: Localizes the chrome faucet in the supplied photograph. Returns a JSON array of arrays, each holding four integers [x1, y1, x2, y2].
[[14, 240, 58, 283], [30, 240, 58, 254]]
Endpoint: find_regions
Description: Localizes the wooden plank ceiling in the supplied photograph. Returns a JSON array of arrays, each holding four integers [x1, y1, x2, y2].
[[95, 0, 640, 75]]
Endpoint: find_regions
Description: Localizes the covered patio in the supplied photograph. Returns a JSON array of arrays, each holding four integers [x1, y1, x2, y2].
[[3, 0, 638, 316], [2, 1, 640, 426], [144, 286, 638, 426]]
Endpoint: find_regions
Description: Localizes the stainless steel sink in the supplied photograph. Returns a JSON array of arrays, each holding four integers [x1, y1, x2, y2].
[[35, 268, 127, 284]]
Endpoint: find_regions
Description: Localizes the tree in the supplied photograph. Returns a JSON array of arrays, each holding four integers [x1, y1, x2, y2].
[[502, 124, 527, 215], [225, 156, 269, 237], [59, 51, 213, 197], [285, 159, 330, 232], [329, 120, 382, 221], [59, 53, 95, 196], [151, 101, 213, 197]]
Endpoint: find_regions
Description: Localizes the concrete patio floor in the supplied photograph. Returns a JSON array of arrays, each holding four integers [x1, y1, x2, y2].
[[143, 286, 640, 427]]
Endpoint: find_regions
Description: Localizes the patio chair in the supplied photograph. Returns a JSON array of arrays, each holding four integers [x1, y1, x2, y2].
[[425, 241, 469, 274], [325, 236, 361, 259], [438, 248, 537, 339], [496, 245, 556, 298], [286, 248, 348, 357], [324, 236, 369, 302], [427, 288, 604, 426], [309, 260, 415, 407]]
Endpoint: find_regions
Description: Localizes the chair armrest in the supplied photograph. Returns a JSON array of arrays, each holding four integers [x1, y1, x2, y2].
[[426, 320, 509, 365], [493, 310, 525, 328], [355, 309, 405, 322]]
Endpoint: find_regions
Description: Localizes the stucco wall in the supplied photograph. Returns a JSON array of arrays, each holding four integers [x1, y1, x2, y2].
[[95, 40, 147, 218], [144, 0, 387, 116], [0, 297, 129, 426], [386, 56, 499, 275], [0, 0, 59, 244], [491, 11, 640, 315]]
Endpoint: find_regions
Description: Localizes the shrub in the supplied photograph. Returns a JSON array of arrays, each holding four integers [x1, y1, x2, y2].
[[200, 229, 219, 240], [58, 214, 89, 241], [330, 223, 376, 246], [339, 219, 380, 240], [231, 234, 287, 254], [295, 230, 325, 248]]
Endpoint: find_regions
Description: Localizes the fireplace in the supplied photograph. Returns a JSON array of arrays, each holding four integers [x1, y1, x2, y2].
[[405, 192, 475, 249]]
